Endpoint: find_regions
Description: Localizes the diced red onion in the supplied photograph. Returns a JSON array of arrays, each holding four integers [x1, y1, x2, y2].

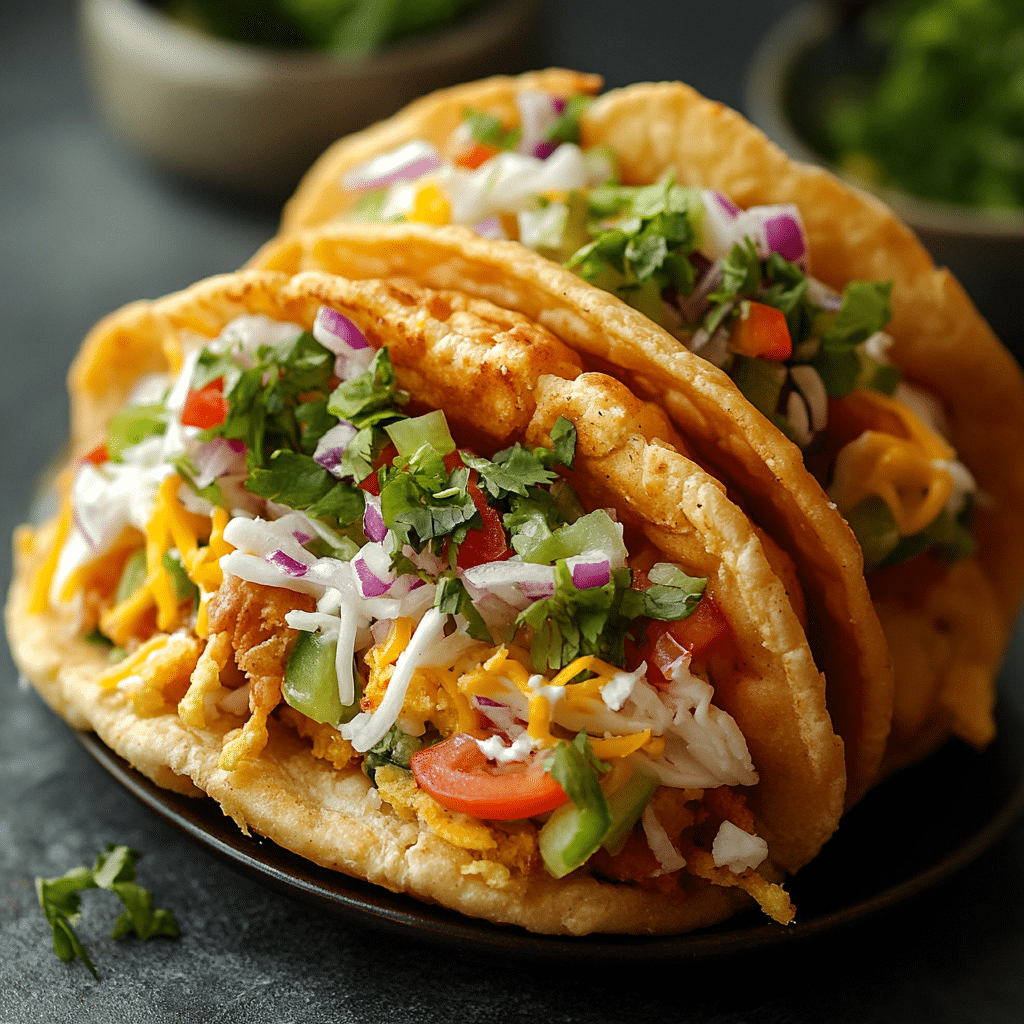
[[371, 618, 395, 645], [269, 550, 310, 577], [711, 191, 741, 218], [313, 420, 358, 478], [475, 695, 504, 708], [292, 531, 313, 545], [362, 494, 387, 543], [516, 90, 559, 157], [462, 559, 556, 598], [473, 216, 506, 239], [677, 258, 724, 324], [764, 211, 807, 264], [806, 277, 843, 311], [569, 554, 611, 590], [352, 542, 395, 598], [341, 140, 442, 191], [191, 437, 247, 490], [73, 505, 98, 548], [314, 306, 369, 352], [533, 140, 559, 160]]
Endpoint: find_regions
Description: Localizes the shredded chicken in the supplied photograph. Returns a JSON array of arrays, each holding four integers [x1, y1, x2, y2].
[[206, 576, 315, 769]]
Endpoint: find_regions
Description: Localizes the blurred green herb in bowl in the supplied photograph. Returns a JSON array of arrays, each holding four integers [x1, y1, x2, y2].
[[162, 0, 486, 56], [819, 0, 1024, 210]]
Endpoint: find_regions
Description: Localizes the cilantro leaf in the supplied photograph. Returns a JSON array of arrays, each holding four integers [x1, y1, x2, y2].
[[543, 95, 592, 146], [517, 562, 635, 670], [565, 177, 702, 323], [549, 416, 577, 469], [463, 107, 520, 150], [35, 867, 99, 978], [544, 731, 610, 807], [821, 281, 893, 352], [462, 444, 558, 500], [435, 575, 493, 643], [327, 347, 409, 428], [639, 564, 707, 620], [93, 846, 179, 943]]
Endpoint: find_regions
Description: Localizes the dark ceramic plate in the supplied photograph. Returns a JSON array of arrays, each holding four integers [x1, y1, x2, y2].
[[77, 633, 1024, 961]]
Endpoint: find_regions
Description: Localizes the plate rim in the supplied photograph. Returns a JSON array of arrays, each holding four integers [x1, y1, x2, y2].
[[73, 720, 1024, 961]]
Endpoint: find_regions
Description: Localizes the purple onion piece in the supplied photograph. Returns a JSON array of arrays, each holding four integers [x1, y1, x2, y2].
[[314, 306, 369, 353], [73, 506, 97, 548], [341, 141, 442, 191], [269, 550, 310, 577], [353, 554, 392, 598], [313, 420, 359, 478], [571, 558, 611, 590], [712, 191, 741, 218], [475, 695, 504, 708], [765, 213, 806, 264], [292, 531, 313, 545], [362, 495, 387, 543], [533, 140, 559, 160], [552, 95, 567, 115], [473, 216, 505, 239]]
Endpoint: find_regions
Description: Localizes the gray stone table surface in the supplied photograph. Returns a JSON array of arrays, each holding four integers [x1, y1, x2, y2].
[[3, 1, 1024, 1021]]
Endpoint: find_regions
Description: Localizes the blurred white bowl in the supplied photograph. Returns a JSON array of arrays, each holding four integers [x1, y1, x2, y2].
[[80, 0, 540, 200], [745, 2, 1024, 352]]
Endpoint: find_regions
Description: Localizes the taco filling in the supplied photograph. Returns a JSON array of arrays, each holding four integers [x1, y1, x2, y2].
[[332, 90, 976, 578], [20, 285, 835, 930]]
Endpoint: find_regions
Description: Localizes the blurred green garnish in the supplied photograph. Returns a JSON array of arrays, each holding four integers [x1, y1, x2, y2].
[[163, 0, 486, 56], [821, 0, 1024, 209]]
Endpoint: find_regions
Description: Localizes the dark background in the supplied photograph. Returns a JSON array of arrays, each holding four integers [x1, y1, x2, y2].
[[3, 1, 1024, 1021]]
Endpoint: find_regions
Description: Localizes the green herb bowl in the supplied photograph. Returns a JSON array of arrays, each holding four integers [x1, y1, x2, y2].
[[80, 0, 540, 201], [744, 2, 1024, 354]]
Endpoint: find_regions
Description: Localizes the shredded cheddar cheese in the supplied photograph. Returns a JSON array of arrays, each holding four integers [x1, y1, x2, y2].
[[830, 390, 960, 536], [29, 500, 72, 614]]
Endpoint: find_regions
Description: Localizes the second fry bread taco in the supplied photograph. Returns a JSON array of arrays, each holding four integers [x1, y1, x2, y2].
[[7, 267, 845, 935], [263, 70, 1024, 788]]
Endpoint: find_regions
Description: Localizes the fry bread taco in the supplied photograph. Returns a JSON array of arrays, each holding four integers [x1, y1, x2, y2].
[[7, 267, 846, 935], [265, 71, 1024, 783]]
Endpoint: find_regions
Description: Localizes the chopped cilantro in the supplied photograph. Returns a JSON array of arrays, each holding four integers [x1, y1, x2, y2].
[[543, 95, 592, 146], [566, 177, 702, 324], [463, 107, 520, 150], [434, 576, 493, 642], [517, 559, 708, 673]]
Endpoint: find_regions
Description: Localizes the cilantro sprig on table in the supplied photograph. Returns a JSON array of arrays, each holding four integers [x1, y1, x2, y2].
[[36, 845, 178, 979]]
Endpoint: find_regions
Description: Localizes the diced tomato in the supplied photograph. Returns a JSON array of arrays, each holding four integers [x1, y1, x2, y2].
[[82, 443, 108, 465], [629, 596, 731, 686], [455, 142, 500, 170], [730, 301, 792, 361], [457, 481, 509, 569], [358, 442, 400, 495], [443, 450, 466, 474], [181, 378, 228, 429], [411, 732, 568, 820]]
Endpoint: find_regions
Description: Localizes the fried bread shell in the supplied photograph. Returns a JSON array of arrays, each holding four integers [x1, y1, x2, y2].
[[267, 71, 1024, 789], [9, 268, 844, 934]]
